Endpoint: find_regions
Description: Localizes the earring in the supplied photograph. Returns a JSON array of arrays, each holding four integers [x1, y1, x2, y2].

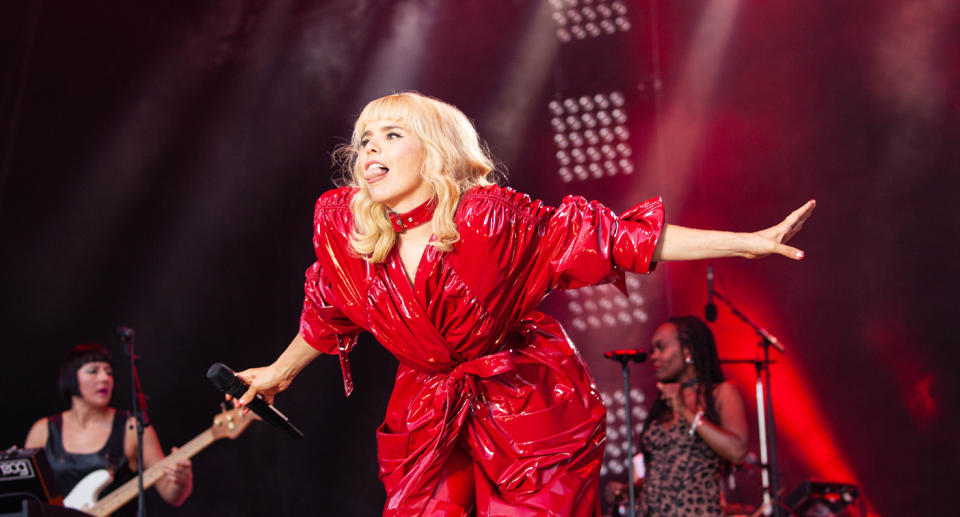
[[685, 357, 693, 365]]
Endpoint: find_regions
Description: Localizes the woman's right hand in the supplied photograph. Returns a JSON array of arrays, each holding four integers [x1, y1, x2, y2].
[[742, 199, 816, 260], [235, 364, 292, 406], [231, 333, 322, 408]]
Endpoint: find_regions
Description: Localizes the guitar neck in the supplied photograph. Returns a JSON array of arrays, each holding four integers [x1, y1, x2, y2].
[[88, 429, 215, 517]]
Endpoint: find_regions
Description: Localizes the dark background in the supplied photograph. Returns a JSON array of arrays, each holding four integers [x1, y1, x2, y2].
[[1, 1, 957, 515]]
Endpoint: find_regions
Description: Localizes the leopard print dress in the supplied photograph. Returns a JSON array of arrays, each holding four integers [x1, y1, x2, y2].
[[639, 414, 723, 517]]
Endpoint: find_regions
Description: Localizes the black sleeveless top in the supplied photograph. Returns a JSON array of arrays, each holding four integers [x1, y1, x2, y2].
[[45, 410, 131, 496]]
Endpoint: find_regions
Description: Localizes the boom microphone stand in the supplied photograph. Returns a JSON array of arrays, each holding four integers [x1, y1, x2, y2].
[[118, 327, 149, 517], [712, 290, 785, 517]]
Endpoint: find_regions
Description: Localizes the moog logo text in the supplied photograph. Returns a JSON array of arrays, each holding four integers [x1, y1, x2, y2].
[[0, 459, 35, 480]]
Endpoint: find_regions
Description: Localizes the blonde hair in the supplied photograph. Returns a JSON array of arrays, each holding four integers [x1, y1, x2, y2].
[[334, 92, 498, 263]]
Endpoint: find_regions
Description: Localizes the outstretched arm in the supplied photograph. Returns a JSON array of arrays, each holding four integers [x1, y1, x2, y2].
[[652, 200, 815, 262], [236, 333, 321, 406]]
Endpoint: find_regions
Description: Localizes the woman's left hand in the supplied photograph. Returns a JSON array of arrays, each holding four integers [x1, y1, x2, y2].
[[163, 447, 193, 487], [743, 199, 816, 259]]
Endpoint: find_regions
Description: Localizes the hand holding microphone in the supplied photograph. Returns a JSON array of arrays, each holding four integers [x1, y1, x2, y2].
[[234, 364, 290, 406], [207, 363, 304, 439]]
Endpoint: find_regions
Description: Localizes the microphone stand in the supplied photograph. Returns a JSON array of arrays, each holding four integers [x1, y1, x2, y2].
[[119, 327, 149, 517], [712, 291, 784, 517], [614, 356, 638, 517]]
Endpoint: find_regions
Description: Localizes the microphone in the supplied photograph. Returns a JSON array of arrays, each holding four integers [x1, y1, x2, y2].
[[704, 264, 717, 322], [116, 326, 135, 341], [206, 363, 303, 439], [603, 349, 648, 362]]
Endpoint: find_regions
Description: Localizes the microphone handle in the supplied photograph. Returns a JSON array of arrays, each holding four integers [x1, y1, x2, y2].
[[244, 395, 304, 439]]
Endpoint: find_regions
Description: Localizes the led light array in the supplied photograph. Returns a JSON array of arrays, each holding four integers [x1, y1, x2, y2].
[[548, 0, 632, 42], [599, 388, 647, 476], [565, 274, 646, 332], [548, 92, 634, 183]]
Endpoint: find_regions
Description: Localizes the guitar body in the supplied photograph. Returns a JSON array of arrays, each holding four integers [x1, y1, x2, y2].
[[63, 469, 113, 511], [59, 408, 254, 516]]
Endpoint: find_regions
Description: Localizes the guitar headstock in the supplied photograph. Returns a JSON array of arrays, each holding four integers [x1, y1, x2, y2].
[[211, 407, 256, 440]]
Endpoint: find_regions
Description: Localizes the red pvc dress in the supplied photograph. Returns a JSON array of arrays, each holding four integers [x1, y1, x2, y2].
[[299, 185, 664, 517]]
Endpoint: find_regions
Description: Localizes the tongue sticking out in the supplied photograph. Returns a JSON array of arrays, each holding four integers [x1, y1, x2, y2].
[[365, 163, 389, 183]]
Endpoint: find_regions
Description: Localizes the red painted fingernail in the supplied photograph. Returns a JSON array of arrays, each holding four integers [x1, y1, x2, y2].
[[796, 251, 804, 259]]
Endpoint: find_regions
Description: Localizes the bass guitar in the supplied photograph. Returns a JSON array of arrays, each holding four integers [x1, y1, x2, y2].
[[63, 407, 254, 516]]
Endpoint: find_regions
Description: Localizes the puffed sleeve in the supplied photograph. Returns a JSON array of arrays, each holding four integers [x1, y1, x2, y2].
[[299, 261, 363, 396], [300, 262, 361, 351], [543, 194, 665, 291], [300, 262, 362, 396], [297, 187, 366, 395]]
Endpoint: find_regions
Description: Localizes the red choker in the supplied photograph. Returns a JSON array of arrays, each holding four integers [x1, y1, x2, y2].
[[387, 197, 436, 233]]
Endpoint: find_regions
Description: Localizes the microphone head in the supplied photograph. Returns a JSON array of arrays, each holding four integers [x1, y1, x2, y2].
[[705, 303, 718, 322], [603, 349, 647, 362], [207, 362, 246, 397]]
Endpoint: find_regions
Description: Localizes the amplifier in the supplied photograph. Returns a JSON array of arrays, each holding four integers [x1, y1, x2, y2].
[[0, 448, 62, 513], [784, 480, 859, 516]]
